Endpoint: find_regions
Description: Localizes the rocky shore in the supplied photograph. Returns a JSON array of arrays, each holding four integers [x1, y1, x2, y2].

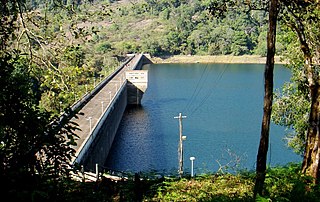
[[151, 55, 286, 64]]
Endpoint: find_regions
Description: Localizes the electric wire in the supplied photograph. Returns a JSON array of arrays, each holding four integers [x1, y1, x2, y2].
[[183, 63, 210, 113], [189, 64, 229, 116]]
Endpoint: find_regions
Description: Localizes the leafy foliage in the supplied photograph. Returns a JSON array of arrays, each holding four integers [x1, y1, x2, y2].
[[59, 0, 280, 57], [272, 79, 310, 154], [151, 164, 320, 201], [0, 52, 78, 200], [155, 174, 254, 201], [272, 1, 320, 155], [1, 0, 292, 113]]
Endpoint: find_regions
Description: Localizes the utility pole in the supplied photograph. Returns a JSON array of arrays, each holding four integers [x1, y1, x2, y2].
[[174, 113, 187, 177]]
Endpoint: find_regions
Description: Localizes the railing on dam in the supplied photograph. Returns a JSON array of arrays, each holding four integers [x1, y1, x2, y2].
[[73, 79, 128, 165], [69, 56, 135, 113], [70, 54, 151, 169]]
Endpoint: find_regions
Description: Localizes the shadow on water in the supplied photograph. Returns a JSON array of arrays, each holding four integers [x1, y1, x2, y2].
[[105, 105, 176, 174]]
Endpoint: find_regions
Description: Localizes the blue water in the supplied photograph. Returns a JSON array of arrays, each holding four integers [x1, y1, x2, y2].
[[105, 63, 301, 174]]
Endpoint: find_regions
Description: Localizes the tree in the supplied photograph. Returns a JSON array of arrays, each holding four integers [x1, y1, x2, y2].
[[231, 30, 249, 55], [1, 0, 80, 199], [254, 30, 268, 56], [0, 53, 78, 199], [254, 0, 279, 197], [275, 0, 320, 182], [205, 0, 278, 197]]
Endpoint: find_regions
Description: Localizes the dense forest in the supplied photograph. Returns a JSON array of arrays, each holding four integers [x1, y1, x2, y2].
[[1, 0, 320, 201], [3, 0, 294, 112], [28, 0, 288, 57]]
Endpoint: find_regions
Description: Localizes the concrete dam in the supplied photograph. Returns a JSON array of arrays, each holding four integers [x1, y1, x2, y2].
[[70, 54, 151, 171]]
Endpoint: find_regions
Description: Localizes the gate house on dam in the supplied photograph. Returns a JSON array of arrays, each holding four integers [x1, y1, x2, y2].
[[126, 70, 148, 105], [70, 54, 151, 171]]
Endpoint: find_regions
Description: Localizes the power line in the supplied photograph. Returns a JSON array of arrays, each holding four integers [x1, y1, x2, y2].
[[183, 63, 210, 113], [189, 64, 228, 116]]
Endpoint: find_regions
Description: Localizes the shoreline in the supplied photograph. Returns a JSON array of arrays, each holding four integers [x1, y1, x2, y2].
[[150, 55, 287, 65]]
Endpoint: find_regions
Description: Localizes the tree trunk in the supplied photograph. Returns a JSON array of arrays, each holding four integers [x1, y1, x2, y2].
[[302, 84, 320, 183], [292, 20, 320, 183], [300, 49, 320, 183], [254, 0, 278, 197]]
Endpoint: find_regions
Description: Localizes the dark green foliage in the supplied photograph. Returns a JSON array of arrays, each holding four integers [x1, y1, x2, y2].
[[71, 0, 283, 57], [95, 41, 112, 53], [63, 45, 85, 67], [272, 1, 320, 156], [152, 164, 320, 201], [2, 0, 287, 58], [0, 52, 78, 201], [2, 162, 319, 201], [263, 164, 320, 201]]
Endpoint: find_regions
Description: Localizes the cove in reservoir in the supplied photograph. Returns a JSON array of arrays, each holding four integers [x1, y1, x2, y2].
[[105, 63, 301, 174]]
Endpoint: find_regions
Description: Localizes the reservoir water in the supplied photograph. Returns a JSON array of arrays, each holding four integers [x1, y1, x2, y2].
[[105, 63, 301, 174]]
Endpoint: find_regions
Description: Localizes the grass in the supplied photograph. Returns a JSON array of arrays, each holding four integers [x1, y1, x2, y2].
[[8, 164, 320, 201], [154, 174, 254, 201], [68, 163, 319, 201], [147, 164, 319, 201]]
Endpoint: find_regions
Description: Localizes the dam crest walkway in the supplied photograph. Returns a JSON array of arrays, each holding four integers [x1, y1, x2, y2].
[[69, 54, 149, 167]]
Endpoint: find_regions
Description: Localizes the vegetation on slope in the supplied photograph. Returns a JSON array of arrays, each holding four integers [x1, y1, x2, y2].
[[8, 0, 294, 113], [5, 163, 320, 201], [64, 0, 288, 57], [2, 0, 320, 201], [12, 0, 295, 113]]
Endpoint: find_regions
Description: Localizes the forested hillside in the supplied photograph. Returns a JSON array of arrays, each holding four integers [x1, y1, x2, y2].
[[14, 0, 293, 112], [38, 0, 288, 57]]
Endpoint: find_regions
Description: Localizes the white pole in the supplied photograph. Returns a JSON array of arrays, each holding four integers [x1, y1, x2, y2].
[[109, 91, 112, 102], [101, 101, 104, 114], [87, 117, 92, 133], [95, 163, 99, 181], [81, 165, 85, 182], [190, 157, 195, 177]]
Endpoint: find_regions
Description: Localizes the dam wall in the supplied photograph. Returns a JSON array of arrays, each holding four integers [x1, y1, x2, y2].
[[79, 82, 128, 171], [74, 54, 151, 171]]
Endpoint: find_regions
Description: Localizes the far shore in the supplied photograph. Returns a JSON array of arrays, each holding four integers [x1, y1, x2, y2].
[[150, 55, 287, 65]]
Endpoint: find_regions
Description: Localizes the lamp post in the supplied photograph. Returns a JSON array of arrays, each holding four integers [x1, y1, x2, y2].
[[190, 157, 195, 177], [101, 101, 104, 114], [109, 91, 112, 102], [87, 117, 92, 133]]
